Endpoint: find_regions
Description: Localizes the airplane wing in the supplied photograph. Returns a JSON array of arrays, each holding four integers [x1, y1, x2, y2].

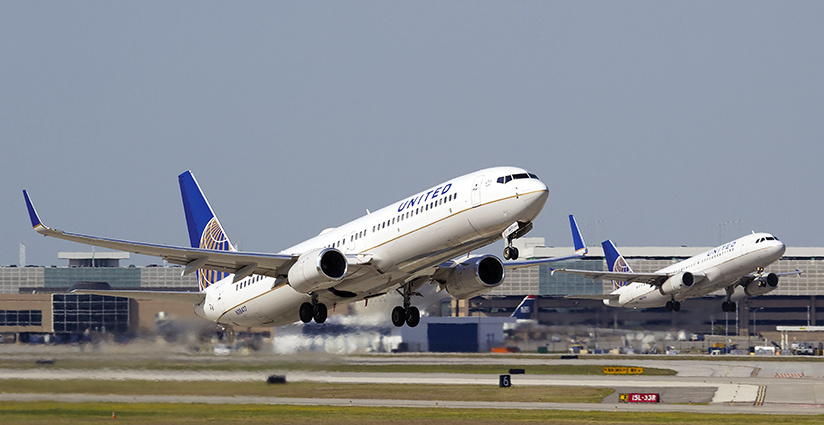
[[70, 289, 206, 304], [504, 214, 589, 270], [550, 268, 669, 286], [565, 293, 620, 301], [734, 269, 803, 286], [23, 190, 295, 279]]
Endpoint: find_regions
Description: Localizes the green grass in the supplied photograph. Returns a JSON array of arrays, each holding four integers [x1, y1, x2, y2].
[[0, 402, 822, 425], [0, 379, 612, 403]]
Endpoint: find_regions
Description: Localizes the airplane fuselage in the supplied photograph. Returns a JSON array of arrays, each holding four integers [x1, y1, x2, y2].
[[196, 167, 549, 327]]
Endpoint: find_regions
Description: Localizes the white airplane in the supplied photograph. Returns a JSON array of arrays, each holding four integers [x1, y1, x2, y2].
[[556, 233, 801, 312], [24, 167, 587, 328]]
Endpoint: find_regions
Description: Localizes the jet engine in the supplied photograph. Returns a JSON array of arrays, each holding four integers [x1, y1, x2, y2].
[[731, 273, 779, 301], [659, 272, 695, 296], [442, 255, 505, 299], [288, 248, 348, 294]]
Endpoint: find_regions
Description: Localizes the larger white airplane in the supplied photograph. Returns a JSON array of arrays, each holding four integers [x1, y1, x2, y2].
[[24, 167, 587, 328], [555, 233, 801, 312]]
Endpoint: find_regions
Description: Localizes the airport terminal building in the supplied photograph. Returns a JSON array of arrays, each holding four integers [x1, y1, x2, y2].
[[1, 239, 823, 340], [0, 252, 198, 341]]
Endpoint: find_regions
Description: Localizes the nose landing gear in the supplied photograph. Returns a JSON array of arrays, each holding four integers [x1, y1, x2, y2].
[[502, 221, 533, 260], [503, 245, 519, 261]]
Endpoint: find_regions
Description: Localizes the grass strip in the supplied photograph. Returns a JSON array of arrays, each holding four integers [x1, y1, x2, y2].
[[1, 380, 612, 403], [0, 401, 822, 425]]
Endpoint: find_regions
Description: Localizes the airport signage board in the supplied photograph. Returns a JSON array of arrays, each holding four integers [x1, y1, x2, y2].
[[499, 374, 511, 388], [603, 367, 644, 374], [619, 393, 659, 403]]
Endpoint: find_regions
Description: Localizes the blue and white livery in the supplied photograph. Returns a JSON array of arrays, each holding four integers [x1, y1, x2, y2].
[[556, 233, 802, 312], [511, 294, 537, 321], [23, 166, 586, 328]]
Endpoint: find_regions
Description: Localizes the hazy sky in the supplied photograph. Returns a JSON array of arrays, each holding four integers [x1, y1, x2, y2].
[[3, 2, 823, 267]]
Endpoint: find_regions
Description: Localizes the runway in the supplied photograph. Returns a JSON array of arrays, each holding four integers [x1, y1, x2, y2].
[[2, 355, 823, 415]]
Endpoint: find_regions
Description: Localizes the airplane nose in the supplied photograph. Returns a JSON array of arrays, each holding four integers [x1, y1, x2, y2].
[[775, 241, 786, 257], [517, 179, 549, 220]]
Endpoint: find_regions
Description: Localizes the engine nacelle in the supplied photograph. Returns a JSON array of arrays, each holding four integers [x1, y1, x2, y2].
[[442, 255, 505, 299], [659, 272, 695, 296], [288, 248, 348, 294], [745, 273, 779, 297]]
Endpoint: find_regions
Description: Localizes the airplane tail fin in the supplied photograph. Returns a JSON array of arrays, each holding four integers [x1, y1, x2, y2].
[[179, 171, 235, 291], [602, 240, 632, 291], [511, 295, 536, 320], [568, 215, 588, 255]]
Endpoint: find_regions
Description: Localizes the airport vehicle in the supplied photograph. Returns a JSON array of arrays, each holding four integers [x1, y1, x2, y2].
[[24, 167, 586, 328], [556, 234, 801, 312]]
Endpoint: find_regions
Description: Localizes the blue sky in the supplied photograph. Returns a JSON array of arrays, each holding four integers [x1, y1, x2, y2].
[[3, 2, 823, 266]]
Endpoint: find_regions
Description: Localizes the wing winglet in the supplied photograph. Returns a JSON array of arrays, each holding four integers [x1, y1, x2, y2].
[[23, 190, 51, 234], [569, 215, 587, 255]]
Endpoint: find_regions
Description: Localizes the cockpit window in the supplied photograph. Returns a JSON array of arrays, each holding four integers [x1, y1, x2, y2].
[[496, 173, 540, 184]]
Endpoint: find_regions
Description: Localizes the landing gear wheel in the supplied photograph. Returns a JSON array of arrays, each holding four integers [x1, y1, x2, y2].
[[391, 306, 406, 327], [722, 301, 737, 312], [299, 302, 314, 323], [313, 303, 328, 324], [503, 246, 519, 260], [406, 306, 420, 327], [666, 300, 674, 311], [673, 301, 681, 312]]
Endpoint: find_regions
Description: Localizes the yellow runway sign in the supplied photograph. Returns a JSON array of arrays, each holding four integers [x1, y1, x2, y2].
[[603, 366, 643, 374]]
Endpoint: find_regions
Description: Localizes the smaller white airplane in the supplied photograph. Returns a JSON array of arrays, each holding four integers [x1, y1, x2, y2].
[[555, 233, 801, 312]]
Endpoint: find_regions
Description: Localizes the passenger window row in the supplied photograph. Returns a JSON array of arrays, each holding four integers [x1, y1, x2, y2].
[[322, 192, 460, 251]]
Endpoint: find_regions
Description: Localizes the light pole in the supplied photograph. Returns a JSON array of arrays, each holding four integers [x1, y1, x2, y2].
[[807, 305, 811, 327], [750, 307, 764, 347]]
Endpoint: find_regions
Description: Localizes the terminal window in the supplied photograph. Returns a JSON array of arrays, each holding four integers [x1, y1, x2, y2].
[[0, 310, 43, 327], [52, 294, 129, 333]]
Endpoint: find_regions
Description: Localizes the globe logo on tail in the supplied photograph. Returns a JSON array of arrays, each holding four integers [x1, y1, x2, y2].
[[197, 218, 232, 291], [611, 256, 631, 291]]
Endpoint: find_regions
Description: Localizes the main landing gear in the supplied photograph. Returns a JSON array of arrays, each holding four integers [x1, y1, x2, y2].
[[721, 300, 737, 312], [392, 281, 421, 327], [666, 299, 681, 312], [721, 286, 737, 312], [299, 293, 328, 324]]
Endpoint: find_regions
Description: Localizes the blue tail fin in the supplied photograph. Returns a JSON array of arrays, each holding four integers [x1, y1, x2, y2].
[[602, 240, 632, 291], [568, 215, 588, 255], [179, 171, 234, 291], [511, 295, 536, 320]]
